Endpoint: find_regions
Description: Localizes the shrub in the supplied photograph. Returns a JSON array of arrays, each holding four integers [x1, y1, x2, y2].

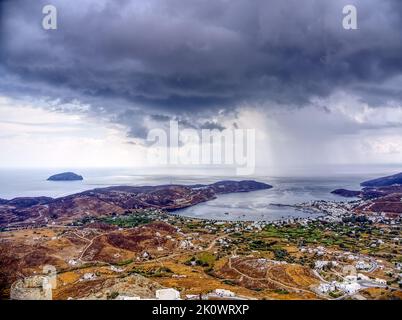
[[107, 292, 119, 300]]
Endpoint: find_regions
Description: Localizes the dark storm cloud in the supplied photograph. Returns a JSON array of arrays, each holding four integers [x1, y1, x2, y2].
[[0, 0, 402, 137]]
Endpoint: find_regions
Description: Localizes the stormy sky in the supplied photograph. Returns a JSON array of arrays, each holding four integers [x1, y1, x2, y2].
[[0, 0, 402, 172]]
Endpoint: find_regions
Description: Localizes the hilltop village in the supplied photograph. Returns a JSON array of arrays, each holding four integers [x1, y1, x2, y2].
[[0, 177, 401, 300]]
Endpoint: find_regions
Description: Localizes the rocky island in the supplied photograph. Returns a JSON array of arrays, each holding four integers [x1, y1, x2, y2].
[[47, 172, 83, 181]]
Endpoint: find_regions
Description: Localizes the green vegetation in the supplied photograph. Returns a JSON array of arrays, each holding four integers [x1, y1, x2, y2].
[[249, 239, 277, 250], [227, 220, 400, 269], [130, 266, 173, 277], [195, 252, 216, 267], [252, 222, 394, 253], [107, 291, 119, 300], [101, 214, 152, 228], [185, 252, 216, 267], [116, 259, 133, 266], [329, 291, 343, 298], [273, 249, 290, 261], [274, 289, 289, 294], [262, 224, 325, 243], [69, 209, 165, 228]]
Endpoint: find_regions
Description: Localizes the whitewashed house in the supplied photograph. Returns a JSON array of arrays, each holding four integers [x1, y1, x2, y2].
[[156, 288, 181, 300], [355, 260, 371, 270], [214, 289, 235, 297], [82, 273, 97, 281], [117, 295, 141, 300], [336, 281, 361, 294], [318, 282, 336, 294], [374, 278, 387, 285]]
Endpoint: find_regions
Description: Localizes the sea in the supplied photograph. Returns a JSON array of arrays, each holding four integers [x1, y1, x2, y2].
[[0, 165, 400, 222]]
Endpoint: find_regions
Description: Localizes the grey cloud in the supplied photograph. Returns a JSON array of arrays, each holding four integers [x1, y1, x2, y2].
[[1, 0, 402, 137], [200, 121, 225, 131]]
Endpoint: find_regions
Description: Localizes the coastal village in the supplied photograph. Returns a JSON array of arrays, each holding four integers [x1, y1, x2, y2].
[[0, 176, 401, 300]]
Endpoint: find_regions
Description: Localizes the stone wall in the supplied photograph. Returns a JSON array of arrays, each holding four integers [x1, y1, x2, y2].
[[10, 275, 52, 300]]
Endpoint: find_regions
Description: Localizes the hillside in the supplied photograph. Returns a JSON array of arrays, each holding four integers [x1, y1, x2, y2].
[[361, 172, 402, 187], [0, 180, 272, 229]]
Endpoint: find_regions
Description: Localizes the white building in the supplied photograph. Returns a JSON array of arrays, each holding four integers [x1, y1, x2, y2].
[[374, 278, 387, 285], [110, 266, 124, 273], [315, 261, 327, 269], [82, 273, 97, 281], [318, 282, 336, 294], [179, 240, 194, 249], [117, 295, 141, 300], [214, 289, 235, 297], [156, 288, 181, 300], [68, 259, 78, 266], [355, 260, 371, 270], [319, 277, 362, 296], [336, 281, 361, 294]]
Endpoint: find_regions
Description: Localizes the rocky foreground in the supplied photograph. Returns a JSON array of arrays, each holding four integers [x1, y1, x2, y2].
[[0, 180, 272, 230]]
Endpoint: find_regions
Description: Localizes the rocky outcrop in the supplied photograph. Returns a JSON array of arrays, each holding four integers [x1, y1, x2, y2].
[[59, 274, 163, 300], [10, 275, 53, 300], [331, 189, 361, 198], [47, 172, 83, 181]]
